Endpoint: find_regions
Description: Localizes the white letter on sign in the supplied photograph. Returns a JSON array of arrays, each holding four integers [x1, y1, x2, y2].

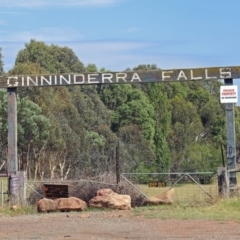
[[88, 74, 99, 84], [102, 73, 113, 83], [190, 70, 202, 80], [220, 68, 231, 79], [7, 77, 19, 87], [177, 70, 187, 80], [74, 74, 85, 84], [116, 73, 127, 82], [205, 69, 217, 80], [131, 73, 142, 82], [162, 71, 173, 81]]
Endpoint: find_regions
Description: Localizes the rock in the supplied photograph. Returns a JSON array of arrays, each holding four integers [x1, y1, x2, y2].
[[37, 198, 58, 213], [144, 188, 174, 205], [96, 188, 115, 196], [10, 205, 20, 211], [55, 197, 87, 212], [79, 213, 90, 218], [89, 188, 131, 210]]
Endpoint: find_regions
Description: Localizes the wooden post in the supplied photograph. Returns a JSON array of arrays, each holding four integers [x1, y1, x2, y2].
[[18, 171, 26, 205], [218, 167, 229, 197], [7, 88, 19, 205], [1, 181, 3, 207], [224, 79, 237, 189], [116, 140, 120, 184]]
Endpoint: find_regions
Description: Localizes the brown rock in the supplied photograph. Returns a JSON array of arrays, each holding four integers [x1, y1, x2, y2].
[[96, 188, 115, 196], [89, 188, 131, 210], [79, 213, 90, 218], [37, 198, 58, 213], [10, 205, 20, 211], [55, 197, 87, 212], [144, 188, 174, 205]]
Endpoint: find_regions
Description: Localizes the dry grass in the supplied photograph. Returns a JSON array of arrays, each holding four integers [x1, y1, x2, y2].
[[133, 197, 240, 221], [137, 183, 219, 203]]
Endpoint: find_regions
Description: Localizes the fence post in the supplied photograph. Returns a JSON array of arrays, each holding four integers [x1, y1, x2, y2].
[[116, 140, 120, 184], [7, 87, 19, 206], [18, 171, 26, 205], [218, 167, 229, 198], [1, 181, 3, 207]]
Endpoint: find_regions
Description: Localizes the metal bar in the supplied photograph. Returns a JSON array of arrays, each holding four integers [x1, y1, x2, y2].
[[26, 183, 44, 198], [121, 172, 214, 175], [120, 174, 149, 200], [0, 174, 8, 177], [28, 180, 119, 186], [0, 181, 2, 206], [186, 174, 213, 199], [168, 174, 186, 190], [0, 161, 6, 171], [228, 169, 240, 173]]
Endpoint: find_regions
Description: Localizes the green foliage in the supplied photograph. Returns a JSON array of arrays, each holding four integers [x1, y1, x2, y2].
[[85, 63, 98, 72], [0, 47, 4, 75], [1, 41, 229, 178], [100, 84, 155, 145], [15, 39, 84, 73], [17, 97, 50, 148], [181, 142, 222, 172]]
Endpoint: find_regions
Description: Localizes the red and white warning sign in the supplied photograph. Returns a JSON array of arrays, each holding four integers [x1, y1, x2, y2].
[[220, 85, 238, 103]]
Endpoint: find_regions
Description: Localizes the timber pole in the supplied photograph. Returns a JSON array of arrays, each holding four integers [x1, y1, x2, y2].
[[224, 79, 237, 190], [116, 140, 120, 184], [7, 88, 19, 205]]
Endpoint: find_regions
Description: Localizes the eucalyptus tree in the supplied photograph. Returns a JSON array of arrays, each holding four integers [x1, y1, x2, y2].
[[15, 39, 84, 73], [0, 48, 3, 75]]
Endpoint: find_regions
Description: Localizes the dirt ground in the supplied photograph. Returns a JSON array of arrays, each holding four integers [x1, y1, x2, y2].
[[0, 211, 240, 240]]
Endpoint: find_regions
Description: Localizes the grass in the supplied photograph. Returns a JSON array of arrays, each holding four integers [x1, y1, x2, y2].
[[137, 182, 218, 203], [0, 205, 37, 217], [133, 197, 240, 221]]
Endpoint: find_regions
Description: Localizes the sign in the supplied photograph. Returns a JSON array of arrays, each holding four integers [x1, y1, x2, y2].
[[148, 181, 166, 187], [0, 66, 238, 88], [220, 85, 238, 103], [43, 184, 69, 199]]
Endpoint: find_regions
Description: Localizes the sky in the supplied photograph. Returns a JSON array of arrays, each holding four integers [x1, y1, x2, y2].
[[1, 0, 240, 99]]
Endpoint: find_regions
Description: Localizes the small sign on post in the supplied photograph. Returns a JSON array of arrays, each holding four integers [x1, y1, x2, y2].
[[148, 181, 166, 187], [43, 184, 69, 199], [220, 85, 238, 103]]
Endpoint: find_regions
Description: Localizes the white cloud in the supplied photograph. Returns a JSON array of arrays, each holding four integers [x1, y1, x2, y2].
[[0, 28, 84, 42], [0, 0, 123, 8]]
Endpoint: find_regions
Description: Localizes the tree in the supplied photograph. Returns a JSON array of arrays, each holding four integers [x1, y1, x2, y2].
[[0, 47, 4, 75], [0, 89, 50, 175], [145, 83, 171, 172], [15, 39, 84, 73], [132, 64, 171, 172], [17, 97, 50, 175]]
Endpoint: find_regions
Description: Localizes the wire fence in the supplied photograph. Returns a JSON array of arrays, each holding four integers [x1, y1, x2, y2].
[[0, 171, 224, 207], [0, 178, 8, 207], [121, 172, 219, 204]]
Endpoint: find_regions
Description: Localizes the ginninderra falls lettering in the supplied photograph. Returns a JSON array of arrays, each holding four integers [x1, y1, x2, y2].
[[0, 67, 239, 88]]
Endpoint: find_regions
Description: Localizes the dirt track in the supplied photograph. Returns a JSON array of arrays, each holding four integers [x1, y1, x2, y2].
[[0, 211, 240, 240]]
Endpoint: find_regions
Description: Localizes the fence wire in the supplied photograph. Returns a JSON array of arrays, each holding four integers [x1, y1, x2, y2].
[[121, 172, 219, 204]]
